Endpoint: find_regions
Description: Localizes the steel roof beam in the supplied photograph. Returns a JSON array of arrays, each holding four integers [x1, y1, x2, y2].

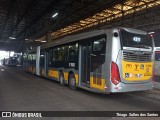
[[0, 0, 16, 40], [51, 0, 160, 39], [16, 0, 59, 38], [8, 0, 37, 38]]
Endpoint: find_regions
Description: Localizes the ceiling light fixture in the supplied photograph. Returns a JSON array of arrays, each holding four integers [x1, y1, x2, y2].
[[35, 39, 41, 41], [9, 37, 16, 39], [148, 32, 155, 34], [52, 12, 58, 18], [41, 41, 47, 43]]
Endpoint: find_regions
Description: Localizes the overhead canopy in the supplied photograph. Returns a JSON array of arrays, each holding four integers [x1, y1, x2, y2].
[[0, 0, 160, 52]]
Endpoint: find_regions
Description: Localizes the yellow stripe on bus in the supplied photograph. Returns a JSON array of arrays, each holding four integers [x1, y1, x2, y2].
[[48, 70, 78, 85], [64, 72, 68, 81], [90, 77, 105, 90], [75, 74, 78, 85], [48, 70, 59, 79], [42, 69, 45, 76]]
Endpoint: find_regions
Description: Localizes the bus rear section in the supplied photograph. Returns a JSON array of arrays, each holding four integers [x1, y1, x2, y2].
[[110, 28, 155, 93], [155, 47, 160, 76]]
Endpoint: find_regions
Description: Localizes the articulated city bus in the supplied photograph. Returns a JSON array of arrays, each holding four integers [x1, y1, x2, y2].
[[155, 47, 160, 76], [24, 27, 155, 93]]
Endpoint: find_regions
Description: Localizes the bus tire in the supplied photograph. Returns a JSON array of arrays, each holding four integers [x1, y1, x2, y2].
[[59, 72, 65, 86], [69, 73, 77, 90]]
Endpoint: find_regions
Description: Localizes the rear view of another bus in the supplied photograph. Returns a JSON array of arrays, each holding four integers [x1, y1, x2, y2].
[[155, 47, 160, 76], [4, 57, 18, 66], [110, 28, 155, 93]]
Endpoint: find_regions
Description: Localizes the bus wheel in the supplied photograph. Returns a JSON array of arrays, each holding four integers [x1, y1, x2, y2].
[[69, 73, 77, 90], [59, 72, 65, 86]]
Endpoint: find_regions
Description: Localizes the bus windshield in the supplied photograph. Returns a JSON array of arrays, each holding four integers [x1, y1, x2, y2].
[[121, 29, 153, 51]]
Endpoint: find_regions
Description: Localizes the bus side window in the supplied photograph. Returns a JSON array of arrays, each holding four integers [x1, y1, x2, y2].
[[28, 54, 31, 64], [64, 46, 69, 61], [60, 45, 69, 61], [52, 48, 57, 62], [57, 47, 62, 61], [57, 46, 68, 61], [32, 53, 36, 65], [69, 43, 78, 62], [93, 38, 106, 54], [49, 49, 53, 66], [40, 51, 45, 67], [91, 37, 106, 71]]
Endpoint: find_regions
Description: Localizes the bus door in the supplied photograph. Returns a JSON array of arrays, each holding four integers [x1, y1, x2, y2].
[[91, 38, 106, 89], [80, 42, 92, 87]]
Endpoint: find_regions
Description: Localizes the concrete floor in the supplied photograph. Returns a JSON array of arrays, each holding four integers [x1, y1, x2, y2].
[[0, 65, 160, 119]]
